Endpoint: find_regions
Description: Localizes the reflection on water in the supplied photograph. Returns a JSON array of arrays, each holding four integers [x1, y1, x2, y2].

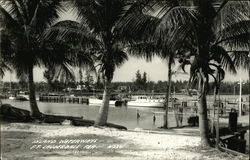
[[2, 99, 190, 130]]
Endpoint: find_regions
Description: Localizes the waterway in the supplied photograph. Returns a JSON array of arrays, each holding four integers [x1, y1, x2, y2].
[[2, 94, 249, 130], [2, 99, 190, 130]]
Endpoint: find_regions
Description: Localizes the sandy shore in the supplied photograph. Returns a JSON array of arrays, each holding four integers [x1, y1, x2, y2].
[[1, 122, 249, 160]]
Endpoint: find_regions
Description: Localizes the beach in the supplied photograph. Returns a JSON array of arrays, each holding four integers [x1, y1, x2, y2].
[[1, 122, 249, 160]]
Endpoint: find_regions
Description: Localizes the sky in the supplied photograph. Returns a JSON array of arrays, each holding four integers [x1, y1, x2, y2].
[[1, 6, 249, 83]]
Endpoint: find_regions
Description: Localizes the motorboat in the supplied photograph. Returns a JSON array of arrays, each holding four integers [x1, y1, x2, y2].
[[127, 96, 164, 108], [16, 91, 39, 101], [8, 94, 16, 100], [88, 94, 123, 106], [88, 98, 117, 105], [16, 91, 29, 101]]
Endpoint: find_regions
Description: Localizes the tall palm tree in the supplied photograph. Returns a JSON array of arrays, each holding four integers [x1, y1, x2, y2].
[[165, 0, 250, 147], [155, 9, 195, 128], [128, 0, 249, 147], [59, 0, 158, 126], [46, 0, 126, 125], [0, 0, 76, 118], [44, 0, 142, 126], [120, 0, 194, 129]]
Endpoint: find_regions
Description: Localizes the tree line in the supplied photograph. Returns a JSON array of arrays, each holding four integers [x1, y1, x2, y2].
[[1, 80, 249, 95]]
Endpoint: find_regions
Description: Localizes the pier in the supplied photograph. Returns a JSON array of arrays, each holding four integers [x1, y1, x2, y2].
[[39, 95, 89, 104]]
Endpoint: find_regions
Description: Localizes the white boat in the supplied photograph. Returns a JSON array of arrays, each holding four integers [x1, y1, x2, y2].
[[88, 94, 123, 106], [9, 95, 16, 100], [88, 98, 117, 105], [16, 94, 29, 101], [127, 96, 164, 108], [16, 91, 39, 101]]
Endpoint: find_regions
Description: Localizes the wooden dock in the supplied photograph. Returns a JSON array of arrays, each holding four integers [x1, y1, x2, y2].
[[39, 95, 89, 104]]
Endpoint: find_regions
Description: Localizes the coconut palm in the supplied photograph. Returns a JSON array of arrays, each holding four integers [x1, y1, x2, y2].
[[43, 0, 140, 126], [156, 0, 249, 147], [0, 0, 79, 118], [56, 0, 160, 126], [119, 0, 194, 128], [127, 0, 249, 147]]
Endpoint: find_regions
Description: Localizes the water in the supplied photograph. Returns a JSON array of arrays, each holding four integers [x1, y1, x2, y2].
[[1, 99, 190, 130], [2, 94, 248, 130]]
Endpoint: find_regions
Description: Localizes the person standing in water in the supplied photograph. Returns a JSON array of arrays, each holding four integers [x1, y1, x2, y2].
[[136, 110, 140, 119], [153, 113, 156, 123]]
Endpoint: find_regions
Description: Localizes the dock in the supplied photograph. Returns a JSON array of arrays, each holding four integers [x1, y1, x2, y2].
[[39, 95, 89, 104]]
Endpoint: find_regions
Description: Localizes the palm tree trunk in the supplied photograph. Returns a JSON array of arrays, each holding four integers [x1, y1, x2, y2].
[[198, 92, 210, 147], [211, 87, 217, 139], [28, 66, 41, 118], [198, 72, 211, 148], [248, 57, 250, 114], [163, 59, 172, 128], [95, 77, 111, 126]]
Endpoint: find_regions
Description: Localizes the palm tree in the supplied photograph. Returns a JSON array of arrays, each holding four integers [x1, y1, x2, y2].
[[166, 0, 249, 147], [58, 0, 160, 126], [128, 0, 249, 146], [155, 16, 195, 129], [120, 0, 194, 129], [45, 0, 126, 125], [0, 0, 75, 118]]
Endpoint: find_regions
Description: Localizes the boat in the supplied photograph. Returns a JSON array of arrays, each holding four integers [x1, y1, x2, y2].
[[16, 92, 29, 101], [88, 98, 117, 105], [15, 91, 39, 101], [8, 95, 16, 100], [127, 95, 164, 108], [88, 94, 123, 106]]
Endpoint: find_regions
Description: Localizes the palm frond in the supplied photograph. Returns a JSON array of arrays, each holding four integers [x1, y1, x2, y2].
[[126, 41, 160, 62], [73, 0, 125, 34], [214, 0, 229, 16], [43, 20, 100, 49], [1, 0, 26, 25], [76, 50, 96, 69], [33, 0, 66, 33], [116, 11, 160, 43], [215, 20, 250, 49], [46, 63, 75, 83], [157, 6, 196, 33], [113, 49, 128, 68], [0, 60, 12, 78], [210, 45, 236, 74], [155, 0, 180, 18], [0, 5, 21, 31], [231, 51, 250, 70], [214, 1, 250, 31]]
